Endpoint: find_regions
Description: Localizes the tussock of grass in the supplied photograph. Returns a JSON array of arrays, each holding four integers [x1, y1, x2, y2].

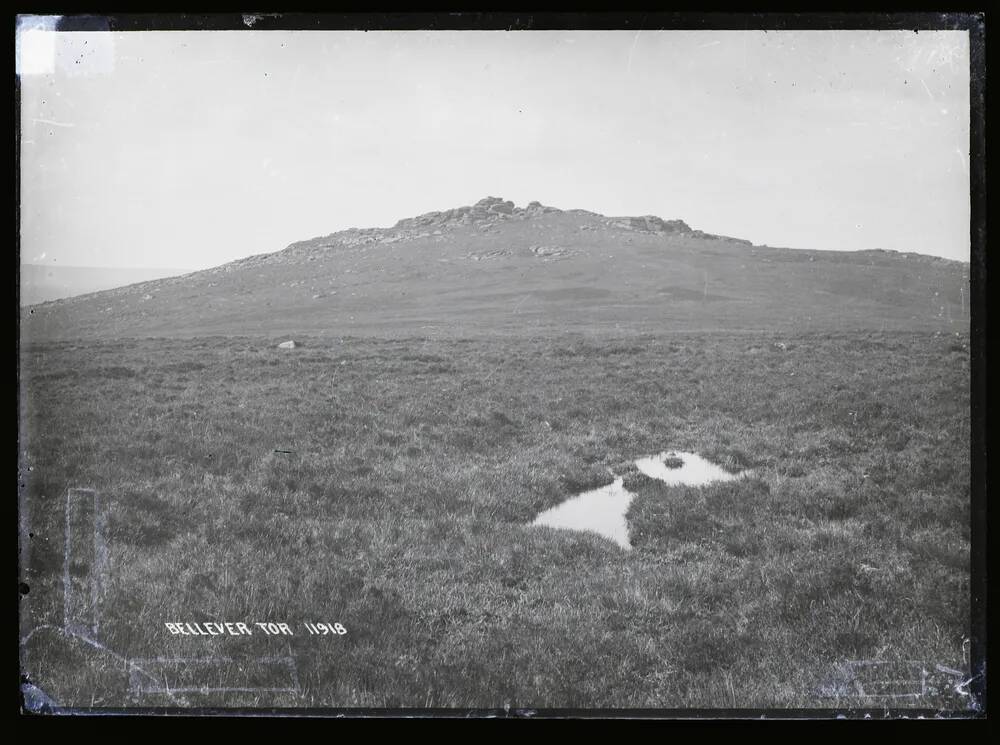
[[621, 471, 656, 492]]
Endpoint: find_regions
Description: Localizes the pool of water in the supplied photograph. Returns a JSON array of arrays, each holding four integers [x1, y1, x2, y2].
[[531, 450, 744, 550], [532, 478, 633, 550], [634, 451, 740, 486]]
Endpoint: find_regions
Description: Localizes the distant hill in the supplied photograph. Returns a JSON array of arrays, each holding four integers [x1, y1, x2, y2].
[[20, 197, 970, 340], [19, 264, 193, 306]]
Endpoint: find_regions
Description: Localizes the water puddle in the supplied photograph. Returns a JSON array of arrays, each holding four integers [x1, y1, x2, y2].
[[634, 451, 740, 486], [532, 478, 633, 549], [531, 451, 743, 550]]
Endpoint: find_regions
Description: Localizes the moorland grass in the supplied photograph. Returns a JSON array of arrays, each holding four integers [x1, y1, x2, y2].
[[18, 330, 971, 709]]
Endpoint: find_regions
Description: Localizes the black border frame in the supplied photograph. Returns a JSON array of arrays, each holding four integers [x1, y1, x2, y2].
[[14, 9, 988, 721]]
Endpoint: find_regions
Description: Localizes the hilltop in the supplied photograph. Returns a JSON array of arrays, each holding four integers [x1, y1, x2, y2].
[[21, 197, 969, 339]]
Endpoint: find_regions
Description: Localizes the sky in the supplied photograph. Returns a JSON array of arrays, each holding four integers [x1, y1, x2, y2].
[[18, 26, 971, 269]]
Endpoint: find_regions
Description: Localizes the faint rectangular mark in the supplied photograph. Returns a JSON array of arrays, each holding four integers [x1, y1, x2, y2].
[[127, 656, 300, 696], [63, 488, 108, 638], [818, 660, 970, 701]]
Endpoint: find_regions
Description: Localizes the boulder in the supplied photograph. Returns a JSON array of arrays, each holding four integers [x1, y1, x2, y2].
[[277, 340, 300, 349], [488, 200, 515, 214], [525, 200, 560, 215], [474, 196, 506, 209]]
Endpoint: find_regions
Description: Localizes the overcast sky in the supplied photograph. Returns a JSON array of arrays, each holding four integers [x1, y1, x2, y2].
[[18, 27, 971, 269]]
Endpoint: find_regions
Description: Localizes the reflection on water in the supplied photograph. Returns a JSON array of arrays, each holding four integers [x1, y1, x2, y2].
[[531, 451, 743, 550], [532, 478, 633, 549], [635, 451, 739, 486]]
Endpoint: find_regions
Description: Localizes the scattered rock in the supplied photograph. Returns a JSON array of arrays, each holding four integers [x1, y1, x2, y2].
[[530, 245, 569, 258], [466, 249, 511, 261]]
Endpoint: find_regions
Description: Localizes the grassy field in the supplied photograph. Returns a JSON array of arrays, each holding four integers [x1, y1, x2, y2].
[[18, 330, 972, 710]]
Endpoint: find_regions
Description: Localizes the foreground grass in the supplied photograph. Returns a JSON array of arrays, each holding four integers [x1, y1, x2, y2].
[[18, 330, 971, 710]]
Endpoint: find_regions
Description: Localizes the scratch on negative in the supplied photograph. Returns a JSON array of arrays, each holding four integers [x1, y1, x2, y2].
[[626, 30, 642, 74]]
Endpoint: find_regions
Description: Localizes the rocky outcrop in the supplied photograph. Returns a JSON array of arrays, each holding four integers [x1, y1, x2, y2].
[[690, 229, 753, 245], [279, 197, 752, 261], [392, 196, 557, 232], [484, 197, 514, 214], [607, 215, 693, 235]]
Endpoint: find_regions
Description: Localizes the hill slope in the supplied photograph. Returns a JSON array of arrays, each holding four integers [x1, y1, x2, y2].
[[19, 264, 193, 306], [21, 197, 969, 339]]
